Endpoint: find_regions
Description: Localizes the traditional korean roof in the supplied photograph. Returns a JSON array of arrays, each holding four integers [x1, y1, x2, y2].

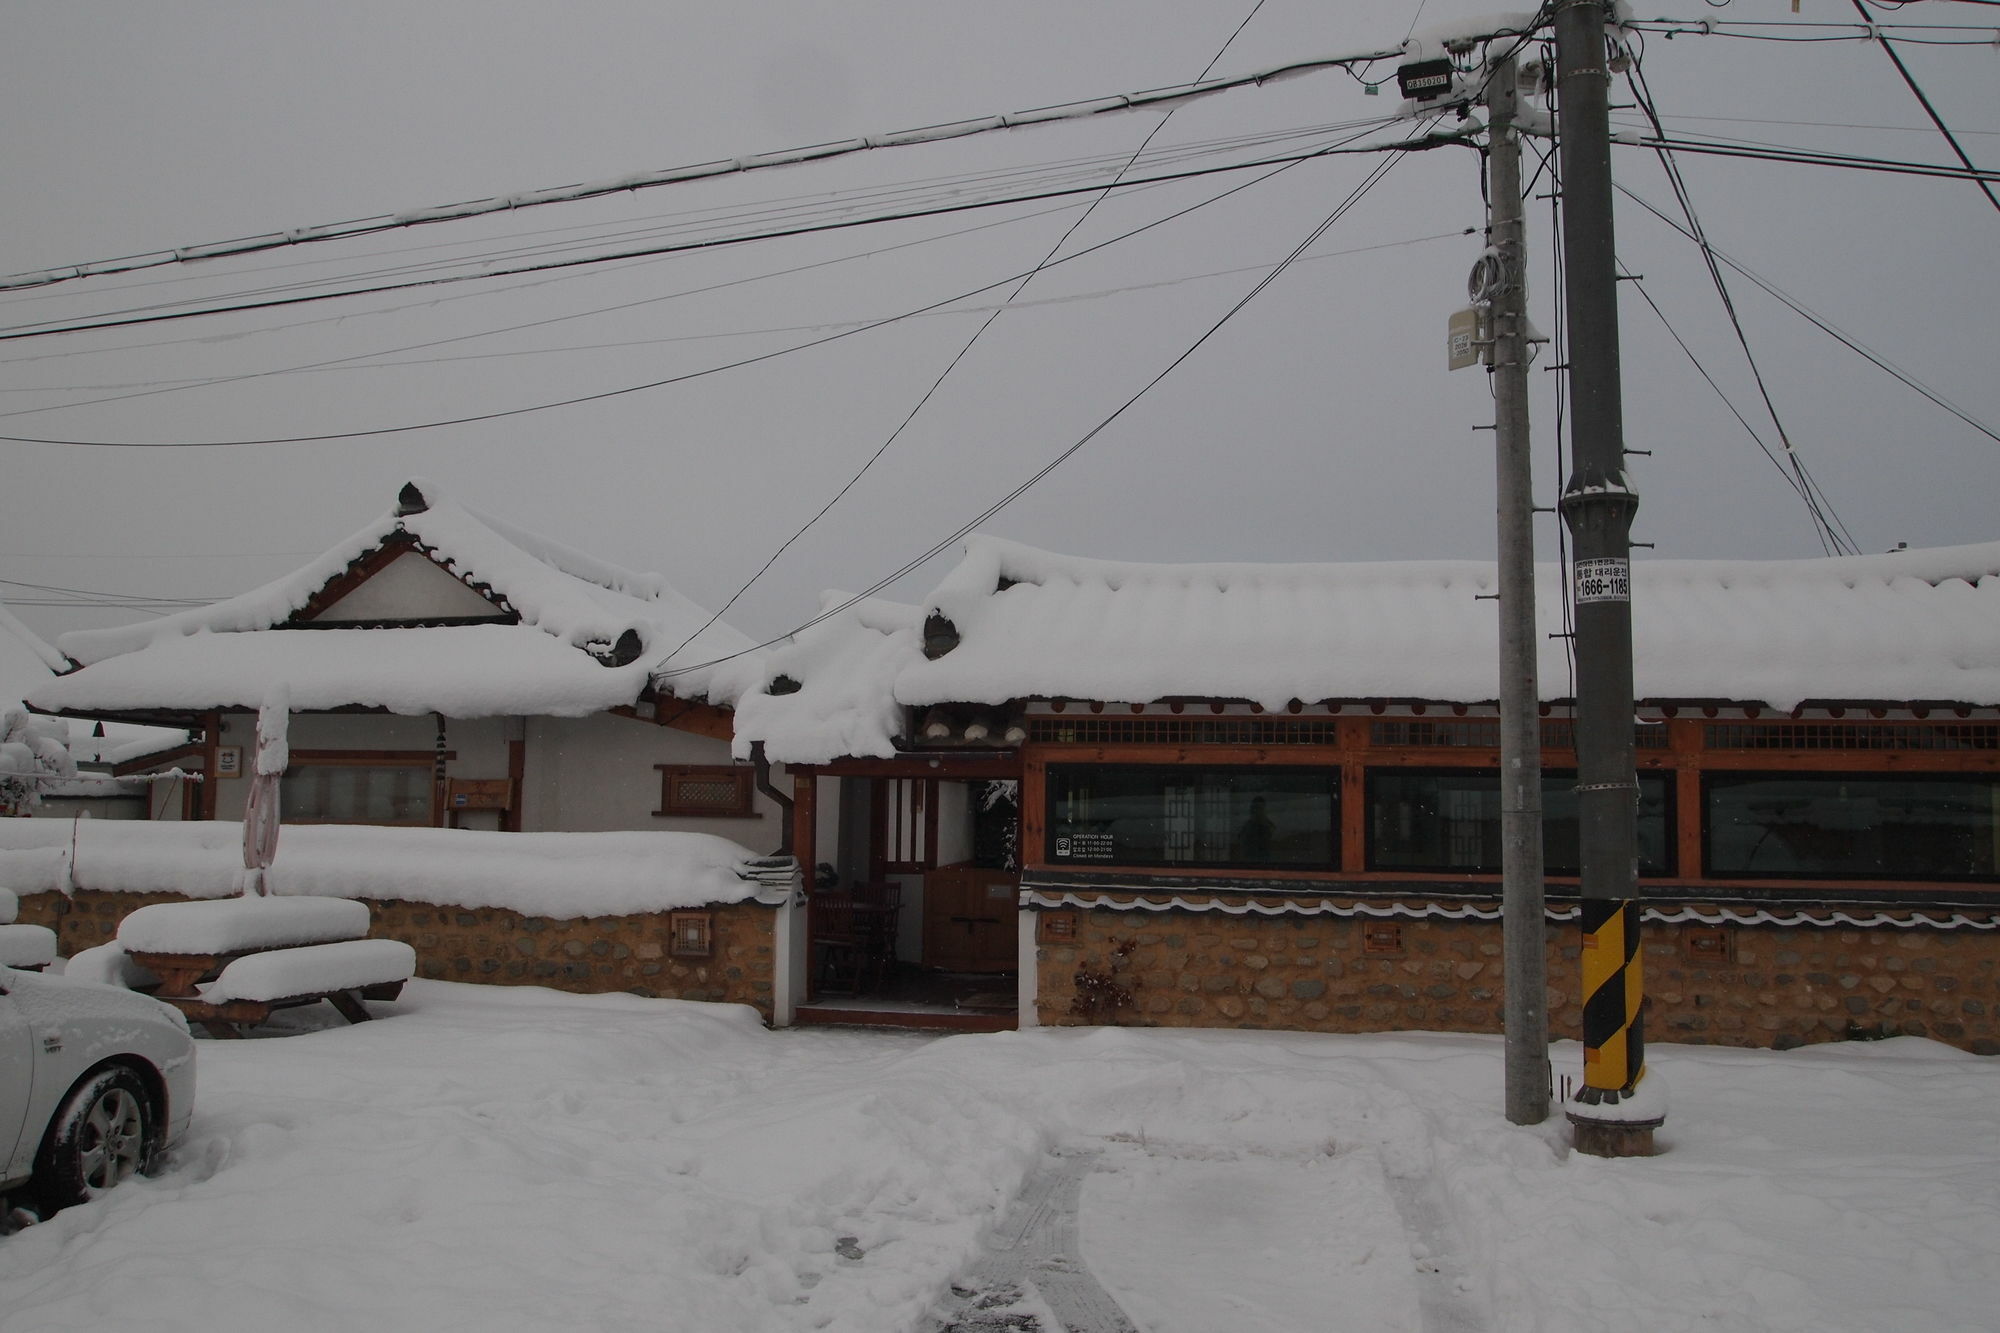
[[35, 480, 762, 719], [735, 534, 2000, 762], [0, 600, 64, 699]]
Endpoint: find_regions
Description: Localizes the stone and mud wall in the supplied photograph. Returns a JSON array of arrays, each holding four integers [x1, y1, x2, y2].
[[1034, 900, 2000, 1055], [16, 889, 779, 1020]]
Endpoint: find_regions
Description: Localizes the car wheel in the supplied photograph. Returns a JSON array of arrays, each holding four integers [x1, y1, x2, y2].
[[36, 1067, 152, 1211]]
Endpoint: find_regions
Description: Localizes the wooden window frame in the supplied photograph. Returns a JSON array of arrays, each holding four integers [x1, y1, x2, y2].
[[281, 750, 442, 827], [654, 765, 756, 819]]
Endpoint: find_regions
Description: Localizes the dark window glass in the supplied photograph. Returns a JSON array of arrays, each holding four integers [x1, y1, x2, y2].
[[1046, 766, 1337, 869], [1368, 770, 1672, 875], [1705, 773, 1999, 880]]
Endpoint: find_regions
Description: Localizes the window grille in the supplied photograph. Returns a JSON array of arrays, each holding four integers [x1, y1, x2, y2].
[[1704, 722, 1998, 752], [1027, 718, 1340, 745], [1369, 719, 1666, 749], [654, 765, 755, 818]]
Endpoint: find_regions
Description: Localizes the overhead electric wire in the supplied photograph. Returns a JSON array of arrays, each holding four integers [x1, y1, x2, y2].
[[1626, 49, 1859, 555], [0, 575, 213, 608], [0, 36, 1443, 296], [660, 136, 1422, 680], [0, 122, 1466, 449], [0, 191, 1131, 421], [1626, 17, 2000, 41], [7, 115, 1380, 330], [1613, 184, 1997, 444], [657, 0, 1277, 662], [0, 231, 1478, 401], [0, 127, 1450, 347], [1850, 0, 2000, 214], [1608, 133, 2000, 183]]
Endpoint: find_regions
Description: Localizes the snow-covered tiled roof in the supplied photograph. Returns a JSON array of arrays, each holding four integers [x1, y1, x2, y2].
[[0, 601, 64, 700], [37, 480, 763, 718], [736, 535, 2000, 762], [730, 594, 921, 764]]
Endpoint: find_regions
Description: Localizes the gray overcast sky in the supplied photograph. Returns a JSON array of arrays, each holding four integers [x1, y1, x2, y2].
[[2, 0, 1994, 650]]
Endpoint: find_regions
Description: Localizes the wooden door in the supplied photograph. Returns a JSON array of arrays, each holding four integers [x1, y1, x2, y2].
[[921, 864, 1019, 974]]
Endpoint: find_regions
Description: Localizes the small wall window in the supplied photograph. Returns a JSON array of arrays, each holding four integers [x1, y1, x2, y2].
[[1046, 764, 1337, 870], [1704, 772, 1999, 881], [655, 765, 755, 818], [1366, 769, 1673, 875]]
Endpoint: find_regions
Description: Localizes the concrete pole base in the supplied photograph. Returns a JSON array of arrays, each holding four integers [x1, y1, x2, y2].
[[1567, 1114, 1663, 1158]]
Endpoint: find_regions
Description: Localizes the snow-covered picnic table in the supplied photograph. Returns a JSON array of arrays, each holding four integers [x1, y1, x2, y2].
[[0, 885, 57, 970], [114, 896, 413, 1037]]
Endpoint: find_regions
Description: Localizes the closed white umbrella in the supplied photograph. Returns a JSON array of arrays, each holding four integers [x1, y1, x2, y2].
[[238, 683, 289, 897]]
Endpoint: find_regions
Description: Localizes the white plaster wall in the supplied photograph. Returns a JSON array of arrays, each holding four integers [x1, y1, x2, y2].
[[307, 551, 502, 623], [520, 713, 787, 848]]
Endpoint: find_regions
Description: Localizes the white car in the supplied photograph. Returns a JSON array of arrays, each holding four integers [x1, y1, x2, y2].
[[1, 966, 196, 1218]]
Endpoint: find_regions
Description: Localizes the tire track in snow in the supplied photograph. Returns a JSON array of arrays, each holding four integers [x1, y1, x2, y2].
[[935, 1147, 1139, 1333]]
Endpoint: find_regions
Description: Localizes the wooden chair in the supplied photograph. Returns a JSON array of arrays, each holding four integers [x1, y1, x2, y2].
[[811, 897, 862, 995]]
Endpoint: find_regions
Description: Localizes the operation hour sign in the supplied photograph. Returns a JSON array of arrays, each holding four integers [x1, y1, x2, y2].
[[1573, 557, 1631, 604]]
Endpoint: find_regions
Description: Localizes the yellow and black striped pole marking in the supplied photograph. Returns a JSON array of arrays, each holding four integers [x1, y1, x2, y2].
[[1579, 899, 1644, 1093], [1569, 898, 1663, 1155]]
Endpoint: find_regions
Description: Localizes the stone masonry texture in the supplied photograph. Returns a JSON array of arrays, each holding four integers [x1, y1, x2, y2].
[[1034, 901, 2000, 1056], [19, 890, 779, 1021]]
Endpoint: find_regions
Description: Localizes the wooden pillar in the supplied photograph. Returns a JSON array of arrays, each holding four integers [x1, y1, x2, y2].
[[793, 769, 818, 1001], [504, 738, 526, 833], [199, 711, 222, 820]]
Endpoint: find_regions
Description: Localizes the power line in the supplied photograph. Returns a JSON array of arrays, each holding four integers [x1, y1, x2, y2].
[[0, 130, 1439, 346], [1614, 184, 2000, 444], [1850, 0, 2000, 215], [0, 231, 1476, 400], [0, 129, 1473, 449], [6, 116, 1373, 328], [1607, 133, 2000, 182], [0, 39, 1434, 295], [658, 0, 1279, 663], [662, 144, 1419, 680], [1626, 52, 1859, 554]]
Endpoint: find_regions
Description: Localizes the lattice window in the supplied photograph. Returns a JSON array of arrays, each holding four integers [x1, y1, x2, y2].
[[1704, 722, 1999, 752], [654, 765, 755, 818], [1369, 719, 1666, 749], [1027, 718, 1340, 745]]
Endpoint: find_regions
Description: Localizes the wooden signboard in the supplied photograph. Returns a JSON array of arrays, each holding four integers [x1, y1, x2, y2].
[[446, 778, 514, 811]]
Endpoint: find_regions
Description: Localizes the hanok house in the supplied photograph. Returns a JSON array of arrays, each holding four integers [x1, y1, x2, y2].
[[32, 479, 774, 840], [21, 480, 809, 1019], [738, 535, 2000, 1051]]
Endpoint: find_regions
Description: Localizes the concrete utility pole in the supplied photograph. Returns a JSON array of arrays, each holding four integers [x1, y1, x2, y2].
[[1483, 53, 1551, 1128], [1551, 0, 1662, 1155]]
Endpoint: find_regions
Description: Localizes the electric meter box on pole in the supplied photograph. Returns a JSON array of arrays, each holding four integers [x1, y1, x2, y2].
[[1397, 58, 1456, 102]]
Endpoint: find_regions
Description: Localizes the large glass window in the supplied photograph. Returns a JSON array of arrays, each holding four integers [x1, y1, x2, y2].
[[1368, 770, 1673, 875], [1046, 765, 1337, 870], [1705, 773, 1999, 880], [281, 763, 434, 826]]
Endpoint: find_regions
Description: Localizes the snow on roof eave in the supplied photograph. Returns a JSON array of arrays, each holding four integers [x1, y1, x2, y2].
[[52, 479, 756, 682], [56, 510, 419, 666], [0, 600, 67, 675]]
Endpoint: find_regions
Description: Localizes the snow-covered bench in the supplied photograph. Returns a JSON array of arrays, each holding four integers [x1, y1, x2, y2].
[[169, 938, 418, 1038], [0, 886, 56, 971], [117, 897, 372, 997]]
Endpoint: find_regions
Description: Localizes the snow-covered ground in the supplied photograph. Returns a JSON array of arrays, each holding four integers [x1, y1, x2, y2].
[[2, 981, 1994, 1332]]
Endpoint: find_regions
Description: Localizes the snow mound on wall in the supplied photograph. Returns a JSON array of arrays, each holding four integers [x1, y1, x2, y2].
[[0, 819, 787, 918]]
